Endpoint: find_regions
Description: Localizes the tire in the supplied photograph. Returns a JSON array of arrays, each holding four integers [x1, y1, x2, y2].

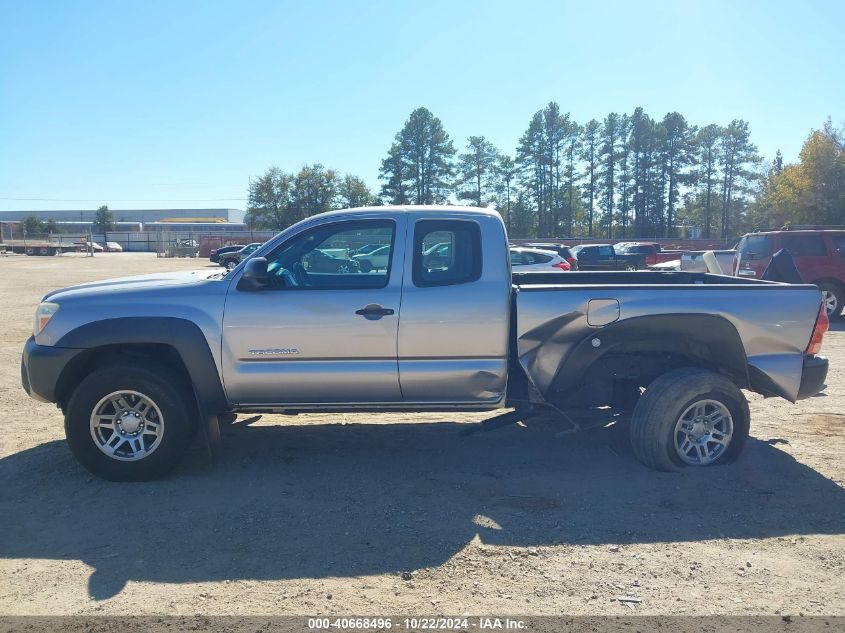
[[359, 259, 373, 273], [224, 259, 237, 271], [817, 281, 843, 319], [624, 263, 638, 271], [629, 368, 749, 471], [64, 363, 196, 481]]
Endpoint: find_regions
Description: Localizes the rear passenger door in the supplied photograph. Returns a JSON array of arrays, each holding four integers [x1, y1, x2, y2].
[[397, 216, 510, 404]]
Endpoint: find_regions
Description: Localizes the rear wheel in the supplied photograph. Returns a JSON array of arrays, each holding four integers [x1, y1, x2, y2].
[[630, 368, 749, 471], [624, 263, 638, 271], [65, 363, 195, 481], [817, 282, 843, 318], [224, 259, 237, 271], [359, 259, 373, 273]]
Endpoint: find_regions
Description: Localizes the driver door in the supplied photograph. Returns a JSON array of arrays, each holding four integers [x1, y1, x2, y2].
[[222, 216, 405, 405]]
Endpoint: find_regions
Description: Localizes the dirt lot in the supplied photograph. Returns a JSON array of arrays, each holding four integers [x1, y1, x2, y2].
[[0, 252, 843, 616]]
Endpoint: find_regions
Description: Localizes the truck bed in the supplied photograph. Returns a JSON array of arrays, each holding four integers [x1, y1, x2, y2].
[[510, 270, 824, 405]]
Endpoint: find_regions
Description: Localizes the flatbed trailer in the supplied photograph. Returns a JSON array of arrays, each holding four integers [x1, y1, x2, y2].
[[2, 240, 79, 256]]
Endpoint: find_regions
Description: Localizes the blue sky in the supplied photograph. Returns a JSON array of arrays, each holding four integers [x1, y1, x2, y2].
[[1, 0, 843, 211]]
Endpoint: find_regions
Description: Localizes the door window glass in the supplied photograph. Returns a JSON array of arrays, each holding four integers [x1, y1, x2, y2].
[[263, 220, 394, 289], [414, 220, 482, 287]]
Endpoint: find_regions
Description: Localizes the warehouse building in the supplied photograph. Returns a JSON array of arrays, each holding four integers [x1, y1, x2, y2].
[[0, 208, 245, 225]]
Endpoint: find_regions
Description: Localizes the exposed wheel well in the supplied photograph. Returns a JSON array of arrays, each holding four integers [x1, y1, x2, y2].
[[547, 314, 749, 409], [55, 343, 196, 414], [810, 277, 844, 294]]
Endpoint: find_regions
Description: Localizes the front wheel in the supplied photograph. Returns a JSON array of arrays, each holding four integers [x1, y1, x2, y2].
[[629, 368, 749, 471], [624, 263, 638, 271], [225, 259, 237, 271], [65, 363, 195, 481]]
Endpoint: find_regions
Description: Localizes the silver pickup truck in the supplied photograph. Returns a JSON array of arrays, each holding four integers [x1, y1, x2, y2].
[[21, 206, 829, 480]]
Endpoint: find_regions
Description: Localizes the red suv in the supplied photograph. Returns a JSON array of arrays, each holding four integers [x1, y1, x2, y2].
[[735, 229, 845, 317]]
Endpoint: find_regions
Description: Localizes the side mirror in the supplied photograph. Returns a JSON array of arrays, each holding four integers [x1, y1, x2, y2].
[[238, 257, 271, 291]]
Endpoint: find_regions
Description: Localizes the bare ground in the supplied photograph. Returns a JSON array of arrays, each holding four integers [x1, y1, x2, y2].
[[0, 252, 843, 616]]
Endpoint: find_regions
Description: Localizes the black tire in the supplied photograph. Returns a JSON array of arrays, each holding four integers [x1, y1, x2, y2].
[[64, 363, 196, 481], [629, 368, 749, 471], [224, 258, 237, 271], [359, 259, 373, 273], [816, 281, 844, 319]]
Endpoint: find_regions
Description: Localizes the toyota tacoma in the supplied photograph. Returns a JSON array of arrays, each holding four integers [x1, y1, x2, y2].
[[21, 206, 829, 480]]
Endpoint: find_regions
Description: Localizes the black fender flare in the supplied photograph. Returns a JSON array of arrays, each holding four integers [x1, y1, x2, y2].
[[548, 313, 750, 396], [56, 317, 228, 416]]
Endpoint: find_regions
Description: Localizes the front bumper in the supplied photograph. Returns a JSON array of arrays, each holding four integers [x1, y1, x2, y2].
[[21, 336, 83, 404], [797, 355, 828, 400]]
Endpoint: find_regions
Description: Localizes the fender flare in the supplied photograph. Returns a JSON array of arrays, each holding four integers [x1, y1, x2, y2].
[[56, 317, 227, 415]]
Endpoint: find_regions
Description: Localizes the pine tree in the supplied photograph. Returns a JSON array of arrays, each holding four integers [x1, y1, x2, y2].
[[457, 136, 501, 206], [719, 120, 759, 238], [695, 124, 722, 238], [379, 107, 455, 205], [581, 119, 601, 237]]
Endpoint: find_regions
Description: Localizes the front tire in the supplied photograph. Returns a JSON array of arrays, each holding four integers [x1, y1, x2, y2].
[[65, 363, 195, 481], [629, 368, 749, 471]]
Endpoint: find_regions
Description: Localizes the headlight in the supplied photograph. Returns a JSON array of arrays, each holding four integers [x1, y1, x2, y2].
[[34, 302, 60, 336]]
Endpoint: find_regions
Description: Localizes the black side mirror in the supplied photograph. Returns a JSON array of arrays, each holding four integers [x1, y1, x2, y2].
[[238, 257, 271, 291]]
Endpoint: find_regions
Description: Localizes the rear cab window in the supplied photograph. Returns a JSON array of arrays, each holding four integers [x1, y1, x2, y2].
[[414, 220, 482, 287]]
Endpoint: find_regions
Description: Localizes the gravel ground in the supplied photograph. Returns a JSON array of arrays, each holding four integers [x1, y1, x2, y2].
[[0, 252, 843, 616]]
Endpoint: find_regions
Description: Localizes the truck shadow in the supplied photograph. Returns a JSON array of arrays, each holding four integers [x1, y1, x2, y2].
[[1, 419, 843, 600]]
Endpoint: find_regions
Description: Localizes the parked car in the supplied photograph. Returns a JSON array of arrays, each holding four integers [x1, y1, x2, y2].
[[509, 247, 570, 271], [219, 242, 262, 270], [615, 242, 682, 267], [521, 242, 579, 270], [352, 245, 391, 272], [22, 205, 828, 481], [570, 244, 647, 270], [104, 242, 123, 252], [209, 244, 245, 263], [303, 249, 360, 273], [735, 229, 845, 317]]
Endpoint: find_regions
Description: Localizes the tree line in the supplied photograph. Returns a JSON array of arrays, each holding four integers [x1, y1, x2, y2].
[[247, 106, 844, 241]]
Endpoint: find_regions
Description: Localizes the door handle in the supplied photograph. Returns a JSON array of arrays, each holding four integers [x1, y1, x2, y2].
[[355, 304, 395, 319]]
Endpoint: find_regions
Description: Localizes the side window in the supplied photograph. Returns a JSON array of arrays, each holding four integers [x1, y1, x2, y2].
[[414, 220, 482, 287], [262, 220, 395, 290], [578, 247, 595, 259], [598, 246, 614, 257], [510, 251, 524, 266], [529, 252, 552, 264], [781, 234, 826, 257]]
